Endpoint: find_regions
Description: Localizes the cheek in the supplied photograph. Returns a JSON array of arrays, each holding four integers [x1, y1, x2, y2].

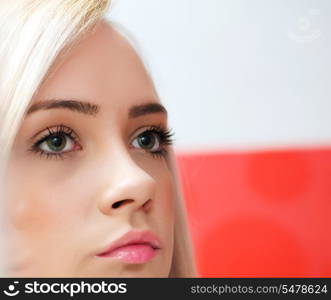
[[154, 168, 176, 271], [4, 162, 76, 236], [157, 174, 175, 220], [153, 163, 176, 237]]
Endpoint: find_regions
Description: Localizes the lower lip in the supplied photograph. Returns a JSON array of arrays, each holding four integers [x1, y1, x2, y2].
[[97, 244, 159, 264]]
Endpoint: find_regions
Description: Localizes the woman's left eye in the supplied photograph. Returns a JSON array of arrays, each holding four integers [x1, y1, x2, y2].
[[132, 131, 161, 152], [131, 127, 174, 157]]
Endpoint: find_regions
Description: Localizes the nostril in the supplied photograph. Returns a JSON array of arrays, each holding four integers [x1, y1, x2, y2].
[[112, 199, 134, 209]]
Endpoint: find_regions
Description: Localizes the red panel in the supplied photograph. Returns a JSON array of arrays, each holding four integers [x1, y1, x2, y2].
[[176, 148, 331, 277]]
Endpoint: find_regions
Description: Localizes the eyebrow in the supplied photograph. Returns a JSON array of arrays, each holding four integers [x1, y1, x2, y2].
[[26, 99, 99, 116], [129, 102, 167, 118], [26, 99, 167, 118]]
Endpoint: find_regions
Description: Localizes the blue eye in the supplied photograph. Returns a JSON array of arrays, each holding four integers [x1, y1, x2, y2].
[[131, 126, 174, 158], [29, 124, 174, 161], [39, 134, 74, 153], [29, 124, 81, 160], [132, 131, 161, 152]]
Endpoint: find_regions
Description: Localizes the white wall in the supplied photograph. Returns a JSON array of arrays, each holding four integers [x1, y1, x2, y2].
[[107, 0, 331, 152]]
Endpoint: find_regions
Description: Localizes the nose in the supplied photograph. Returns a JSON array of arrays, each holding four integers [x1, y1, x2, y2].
[[96, 150, 156, 217]]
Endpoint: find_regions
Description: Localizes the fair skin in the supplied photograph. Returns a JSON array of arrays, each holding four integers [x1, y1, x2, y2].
[[3, 20, 175, 277]]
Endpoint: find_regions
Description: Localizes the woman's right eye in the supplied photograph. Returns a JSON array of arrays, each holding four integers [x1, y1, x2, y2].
[[29, 124, 82, 160], [38, 134, 75, 153]]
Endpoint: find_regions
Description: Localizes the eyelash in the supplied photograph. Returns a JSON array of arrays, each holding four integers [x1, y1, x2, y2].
[[135, 125, 175, 159], [28, 124, 175, 160]]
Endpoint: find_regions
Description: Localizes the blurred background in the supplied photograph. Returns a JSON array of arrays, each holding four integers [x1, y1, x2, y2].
[[108, 0, 331, 277]]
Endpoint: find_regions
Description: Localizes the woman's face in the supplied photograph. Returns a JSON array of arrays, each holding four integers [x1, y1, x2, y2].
[[3, 21, 175, 277]]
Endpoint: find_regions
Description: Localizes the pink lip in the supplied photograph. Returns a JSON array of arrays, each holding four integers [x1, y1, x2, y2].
[[96, 230, 161, 264]]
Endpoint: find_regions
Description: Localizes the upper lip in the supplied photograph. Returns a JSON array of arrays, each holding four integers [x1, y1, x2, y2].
[[96, 229, 161, 256]]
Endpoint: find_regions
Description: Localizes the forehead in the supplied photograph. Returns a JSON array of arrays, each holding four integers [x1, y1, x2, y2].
[[35, 20, 159, 111]]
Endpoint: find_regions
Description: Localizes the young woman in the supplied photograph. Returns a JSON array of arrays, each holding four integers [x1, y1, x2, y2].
[[0, 0, 196, 277]]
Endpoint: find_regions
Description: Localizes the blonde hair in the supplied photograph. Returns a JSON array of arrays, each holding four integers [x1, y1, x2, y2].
[[0, 0, 196, 277]]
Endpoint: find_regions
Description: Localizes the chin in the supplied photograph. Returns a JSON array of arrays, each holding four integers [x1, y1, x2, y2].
[[75, 267, 170, 278]]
